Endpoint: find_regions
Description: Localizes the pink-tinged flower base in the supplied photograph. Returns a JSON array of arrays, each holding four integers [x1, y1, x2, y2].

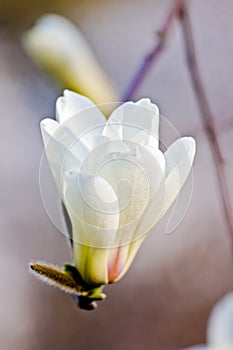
[[107, 247, 125, 283]]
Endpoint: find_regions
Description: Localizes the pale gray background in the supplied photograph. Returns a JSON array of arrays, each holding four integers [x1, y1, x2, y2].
[[0, 0, 233, 349]]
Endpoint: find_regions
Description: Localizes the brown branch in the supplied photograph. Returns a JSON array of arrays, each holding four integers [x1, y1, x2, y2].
[[180, 4, 233, 246], [121, 0, 186, 102]]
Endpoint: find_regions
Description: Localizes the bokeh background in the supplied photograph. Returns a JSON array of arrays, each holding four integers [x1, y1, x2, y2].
[[1, 0, 233, 349]]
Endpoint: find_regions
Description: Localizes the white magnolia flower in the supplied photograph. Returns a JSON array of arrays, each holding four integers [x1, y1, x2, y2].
[[22, 14, 117, 114], [40, 90, 196, 286], [183, 293, 233, 350]]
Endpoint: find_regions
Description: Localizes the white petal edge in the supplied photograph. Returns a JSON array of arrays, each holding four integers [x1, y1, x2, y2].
[[132, 137, 195, 242], [56, 90, 106, 124], [162, 137, 196, 216], [40, 118, 59, 141], [40, 118, 80, 194], [103, 98, 159, 148]]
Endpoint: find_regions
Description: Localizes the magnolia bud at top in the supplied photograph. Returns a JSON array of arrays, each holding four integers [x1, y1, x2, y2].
[[22, 14, 118, 115]]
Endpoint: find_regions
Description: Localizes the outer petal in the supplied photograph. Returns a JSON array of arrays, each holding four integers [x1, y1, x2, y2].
[[115, 177, 166, 281], [121, 137, 196, 277], [63, 172, 119, 284], [40, 118, 80, 194], [56, 91, 109, 160], [162, 137, 196, 216], [85, 139, 165, 247], [63, 172, 119, 247], [129, 176, 166, 243], [103, 98, 159, 148], [114, 235, 145, 281], [207, 293, 233, 346], [40, 117, 59, 138], [132, 99, 160, 149], [56, 90, 105, 124], [41, 117, 79, 150], [41, 90, 110, 166]]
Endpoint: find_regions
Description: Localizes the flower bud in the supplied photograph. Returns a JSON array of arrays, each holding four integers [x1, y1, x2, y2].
[[22, 14, 118, 115]]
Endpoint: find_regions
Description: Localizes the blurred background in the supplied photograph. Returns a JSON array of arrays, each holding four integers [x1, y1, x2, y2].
[[1, 0, 233, 349]]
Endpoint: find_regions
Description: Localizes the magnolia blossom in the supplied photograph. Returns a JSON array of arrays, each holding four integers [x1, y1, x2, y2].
[[40, 90, 196, 286], [183, 293, 233, 350], [22, 14, 117, 114]]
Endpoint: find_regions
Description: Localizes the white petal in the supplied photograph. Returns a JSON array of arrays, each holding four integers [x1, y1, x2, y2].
[[63, 172, 119, 248], [102, 121, 123, 139], [41, 115, 109, 180], [63, 172, 120, 285], [129, 172, 167, 248], [56, 90, 106, 124], [40, 118, 80, 194], [41, 117, 78, 150], [162, 137, 196, 215], [85, 140, 165, 246], [55, 90, 108, 157], [133, 98, 159, 148], [115, 235, 145, 281], [164, 137, 195, 175], [40, 118, 59, 139], [84, 138, 131, 176], [63, 173, 120, 285], [103, 98, 159, 148], [134, 137, 195, 239], [207, 293, 233, 346]]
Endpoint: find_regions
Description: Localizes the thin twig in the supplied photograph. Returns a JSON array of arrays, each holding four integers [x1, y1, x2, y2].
[[121, 0, 186, 102], [180, 4, 233, 246]]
